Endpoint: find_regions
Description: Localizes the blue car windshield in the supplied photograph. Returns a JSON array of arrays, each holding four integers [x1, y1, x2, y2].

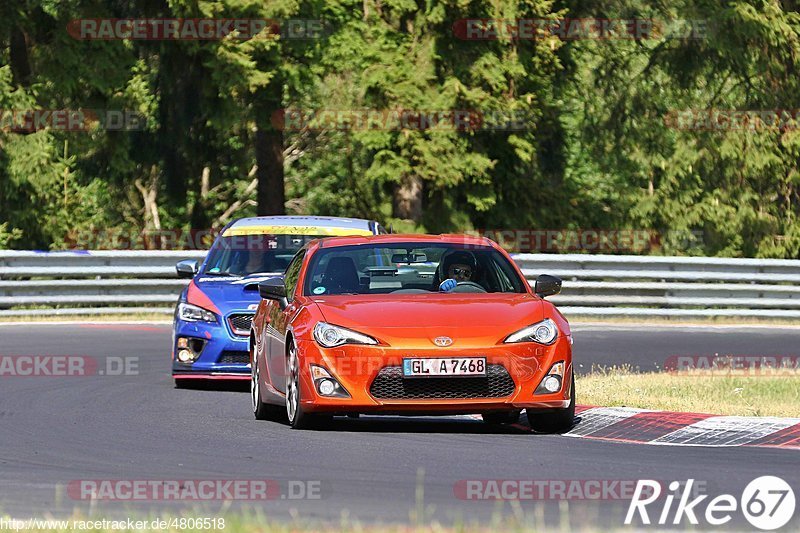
[[304, 243, 527, 295], [203, 234, 321, 277]]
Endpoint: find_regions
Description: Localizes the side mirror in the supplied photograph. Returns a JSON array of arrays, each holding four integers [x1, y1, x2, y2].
[[534, 274, 562, 298], [258, 277, 287, 307], [176, 259, 199, 279]]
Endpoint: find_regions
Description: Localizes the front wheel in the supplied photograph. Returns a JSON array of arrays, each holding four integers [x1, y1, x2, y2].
[[285, 341, 331, 430], [526, 373, 576, 433]]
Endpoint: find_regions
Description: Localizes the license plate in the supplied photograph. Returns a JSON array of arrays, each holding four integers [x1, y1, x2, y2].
[[402, 357, 487, 378]]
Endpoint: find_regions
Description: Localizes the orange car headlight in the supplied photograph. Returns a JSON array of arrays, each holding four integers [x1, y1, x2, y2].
[[313, 322, 378, 348], [504, 318, 558, 345]]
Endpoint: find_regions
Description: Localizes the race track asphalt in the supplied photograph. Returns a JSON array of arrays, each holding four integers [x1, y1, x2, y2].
[[0, 322, 798, 529]]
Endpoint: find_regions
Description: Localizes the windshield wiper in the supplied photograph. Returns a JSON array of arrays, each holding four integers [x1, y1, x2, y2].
[[203, 270, 236, 277]]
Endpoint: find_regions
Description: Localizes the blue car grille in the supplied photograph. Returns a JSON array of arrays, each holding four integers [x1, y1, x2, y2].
[[217, 351, 250, 365], [227, 313, 254, 336]]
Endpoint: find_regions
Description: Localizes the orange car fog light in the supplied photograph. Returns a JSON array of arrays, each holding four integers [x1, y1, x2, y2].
[[541, 376, 561, 393], [535, 360, 565, 395], [318, 379, 336, 395], [310, 364, 351, 398]]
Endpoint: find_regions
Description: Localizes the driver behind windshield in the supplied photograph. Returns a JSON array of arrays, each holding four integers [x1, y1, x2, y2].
[[438, 250, 477, 292]]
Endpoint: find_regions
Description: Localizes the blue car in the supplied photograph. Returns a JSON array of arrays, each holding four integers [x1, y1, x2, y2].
[[172, 216, 385, 386]]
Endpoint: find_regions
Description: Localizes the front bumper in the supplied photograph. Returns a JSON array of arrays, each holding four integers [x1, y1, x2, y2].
[[294, 335, 573, 414], [171, 315, 252, 379]]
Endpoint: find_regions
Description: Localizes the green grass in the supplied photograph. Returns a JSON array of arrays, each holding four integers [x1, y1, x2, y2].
[[577, 365, 800, 417]]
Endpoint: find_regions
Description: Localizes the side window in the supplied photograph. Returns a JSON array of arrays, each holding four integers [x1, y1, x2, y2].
[[284, 250, 305, 302]]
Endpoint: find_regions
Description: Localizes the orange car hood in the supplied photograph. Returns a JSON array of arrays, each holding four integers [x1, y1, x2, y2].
[[310, 293, 545, 347]]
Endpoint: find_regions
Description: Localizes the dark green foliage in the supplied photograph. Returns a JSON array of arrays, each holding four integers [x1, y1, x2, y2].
[[1, 0, 799, 257]]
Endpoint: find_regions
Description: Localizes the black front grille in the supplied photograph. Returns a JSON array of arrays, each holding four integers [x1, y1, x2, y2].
[[227, 313, 254, 336], [369, 365, 515, 400], [218, 351, 250, 364]]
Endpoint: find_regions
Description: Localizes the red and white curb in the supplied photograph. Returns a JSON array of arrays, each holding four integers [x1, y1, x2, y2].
[[565, 406, 800, 449], [466, 407, 800, 449]]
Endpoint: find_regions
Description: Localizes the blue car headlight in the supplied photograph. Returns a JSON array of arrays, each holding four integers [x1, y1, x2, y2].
[[177, 302, 217, 323]]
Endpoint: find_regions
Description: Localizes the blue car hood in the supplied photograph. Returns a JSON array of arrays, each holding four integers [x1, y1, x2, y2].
[[191, 274, 279, 314]]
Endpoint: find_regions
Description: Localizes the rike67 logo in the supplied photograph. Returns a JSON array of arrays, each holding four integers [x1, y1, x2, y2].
[[626, 476, 795, 530]]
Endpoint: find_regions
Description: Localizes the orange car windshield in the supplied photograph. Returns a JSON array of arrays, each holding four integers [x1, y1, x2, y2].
[[304, 243, 527, 295]]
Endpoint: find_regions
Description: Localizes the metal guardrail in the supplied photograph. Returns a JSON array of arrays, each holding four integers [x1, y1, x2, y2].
[[1, 250, 799, 318], [0, 251, 202, 316]]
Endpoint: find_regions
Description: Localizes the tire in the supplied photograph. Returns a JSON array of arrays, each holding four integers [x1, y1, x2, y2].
[[285, 341, 331, 430], [526, 373, 576, 433], [251, 349, 282, 421], [481, 410, 521, 424]]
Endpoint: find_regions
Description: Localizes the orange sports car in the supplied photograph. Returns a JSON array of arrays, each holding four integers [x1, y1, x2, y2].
[[249, 234, 574, 431]]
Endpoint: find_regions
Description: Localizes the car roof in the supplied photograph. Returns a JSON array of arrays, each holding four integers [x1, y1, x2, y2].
[[223, 216, 377, 237], [316, 233, 494, 248]]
